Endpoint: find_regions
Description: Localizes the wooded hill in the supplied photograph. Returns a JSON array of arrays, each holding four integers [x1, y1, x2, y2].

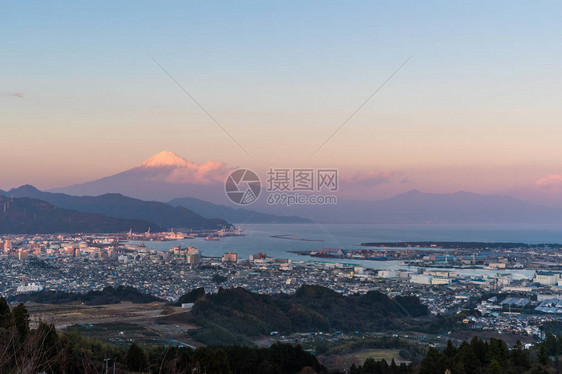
[[186, 285, 429, 345]]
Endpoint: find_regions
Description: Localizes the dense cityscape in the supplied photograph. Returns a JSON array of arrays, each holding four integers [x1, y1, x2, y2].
[[2, 232, 562, 345]]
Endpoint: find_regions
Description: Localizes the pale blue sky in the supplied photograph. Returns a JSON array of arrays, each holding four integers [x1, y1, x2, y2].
[[1, 1, 562, 200]]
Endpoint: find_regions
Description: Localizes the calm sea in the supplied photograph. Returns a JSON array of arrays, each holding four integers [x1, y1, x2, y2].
[[128, 223, 562, 280]]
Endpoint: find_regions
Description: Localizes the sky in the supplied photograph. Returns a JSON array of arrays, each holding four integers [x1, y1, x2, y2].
[[2, 1, 562, 203]]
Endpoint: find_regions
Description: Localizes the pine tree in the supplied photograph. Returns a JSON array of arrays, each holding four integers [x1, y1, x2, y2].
[[538, 344, 549, 365], [209, 348, 231, 374], [486, 359, 503, 374], [125, 343, 147, 372], [0, 297, 10, 329], [11, 303, 29, 341], [420, 347, 442, 374], [390, 357, 398, 374], [544, 333, 557, 356], [444, 340, 457, 357], [510, 340, 530, 369]]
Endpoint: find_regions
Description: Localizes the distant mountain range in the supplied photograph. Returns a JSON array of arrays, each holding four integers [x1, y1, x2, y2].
[[3, 186, 561, 227], [46, 150, 562, 224], [272, 189, 562, 224], [1, 185, 229, 230], [0, 195, 159, 234], [367, 189, 562, 223]]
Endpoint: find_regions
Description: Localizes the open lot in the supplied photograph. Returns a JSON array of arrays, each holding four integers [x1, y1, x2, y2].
[[26, 301, 201, 347], [351, 349, 404, 363]]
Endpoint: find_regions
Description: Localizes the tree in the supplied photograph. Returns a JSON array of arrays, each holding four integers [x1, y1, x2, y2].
[[125, 343, 147, 372], [420, 347, 442, 374], [12, 303, 29, 341], [470, 336, 487, 365], [457, 341, 479, 374], [444, 340, 457, 358], [194, 347, 231, 374], [0, 297, 10, 329], [510, 340, 529, 369], [210, 348, 231, 374], [453, 361, 466, 374], [543, 333, 557, 356], [488, 338, 508, 366], [487, 359, 503, 374], [390, 358, 398, 374], [538, 344, 549, 365], [176, 287, 205, 305]]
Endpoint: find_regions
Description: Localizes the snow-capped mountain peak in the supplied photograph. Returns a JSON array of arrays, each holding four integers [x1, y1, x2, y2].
[[139, 151, 191, 168]]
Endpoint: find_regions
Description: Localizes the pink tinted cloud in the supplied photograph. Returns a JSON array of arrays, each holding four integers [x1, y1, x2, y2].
[[536, 174, 562, 190], [165, 161, 234, 184]]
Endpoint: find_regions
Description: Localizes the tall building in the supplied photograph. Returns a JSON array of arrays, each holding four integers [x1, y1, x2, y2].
[[222, 251, 237, 263], [187, 247, 202, 266]]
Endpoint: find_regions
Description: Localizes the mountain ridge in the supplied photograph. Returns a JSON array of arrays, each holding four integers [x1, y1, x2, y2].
[[0, 195, 161, 234], [284, 189, 562, 223], [3, 186, 229, 230]]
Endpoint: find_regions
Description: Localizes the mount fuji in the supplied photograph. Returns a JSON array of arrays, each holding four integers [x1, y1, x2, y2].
[[51, 151, 231, 203], [49, 151, 311, 223], [138, 150, 194, 169]]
